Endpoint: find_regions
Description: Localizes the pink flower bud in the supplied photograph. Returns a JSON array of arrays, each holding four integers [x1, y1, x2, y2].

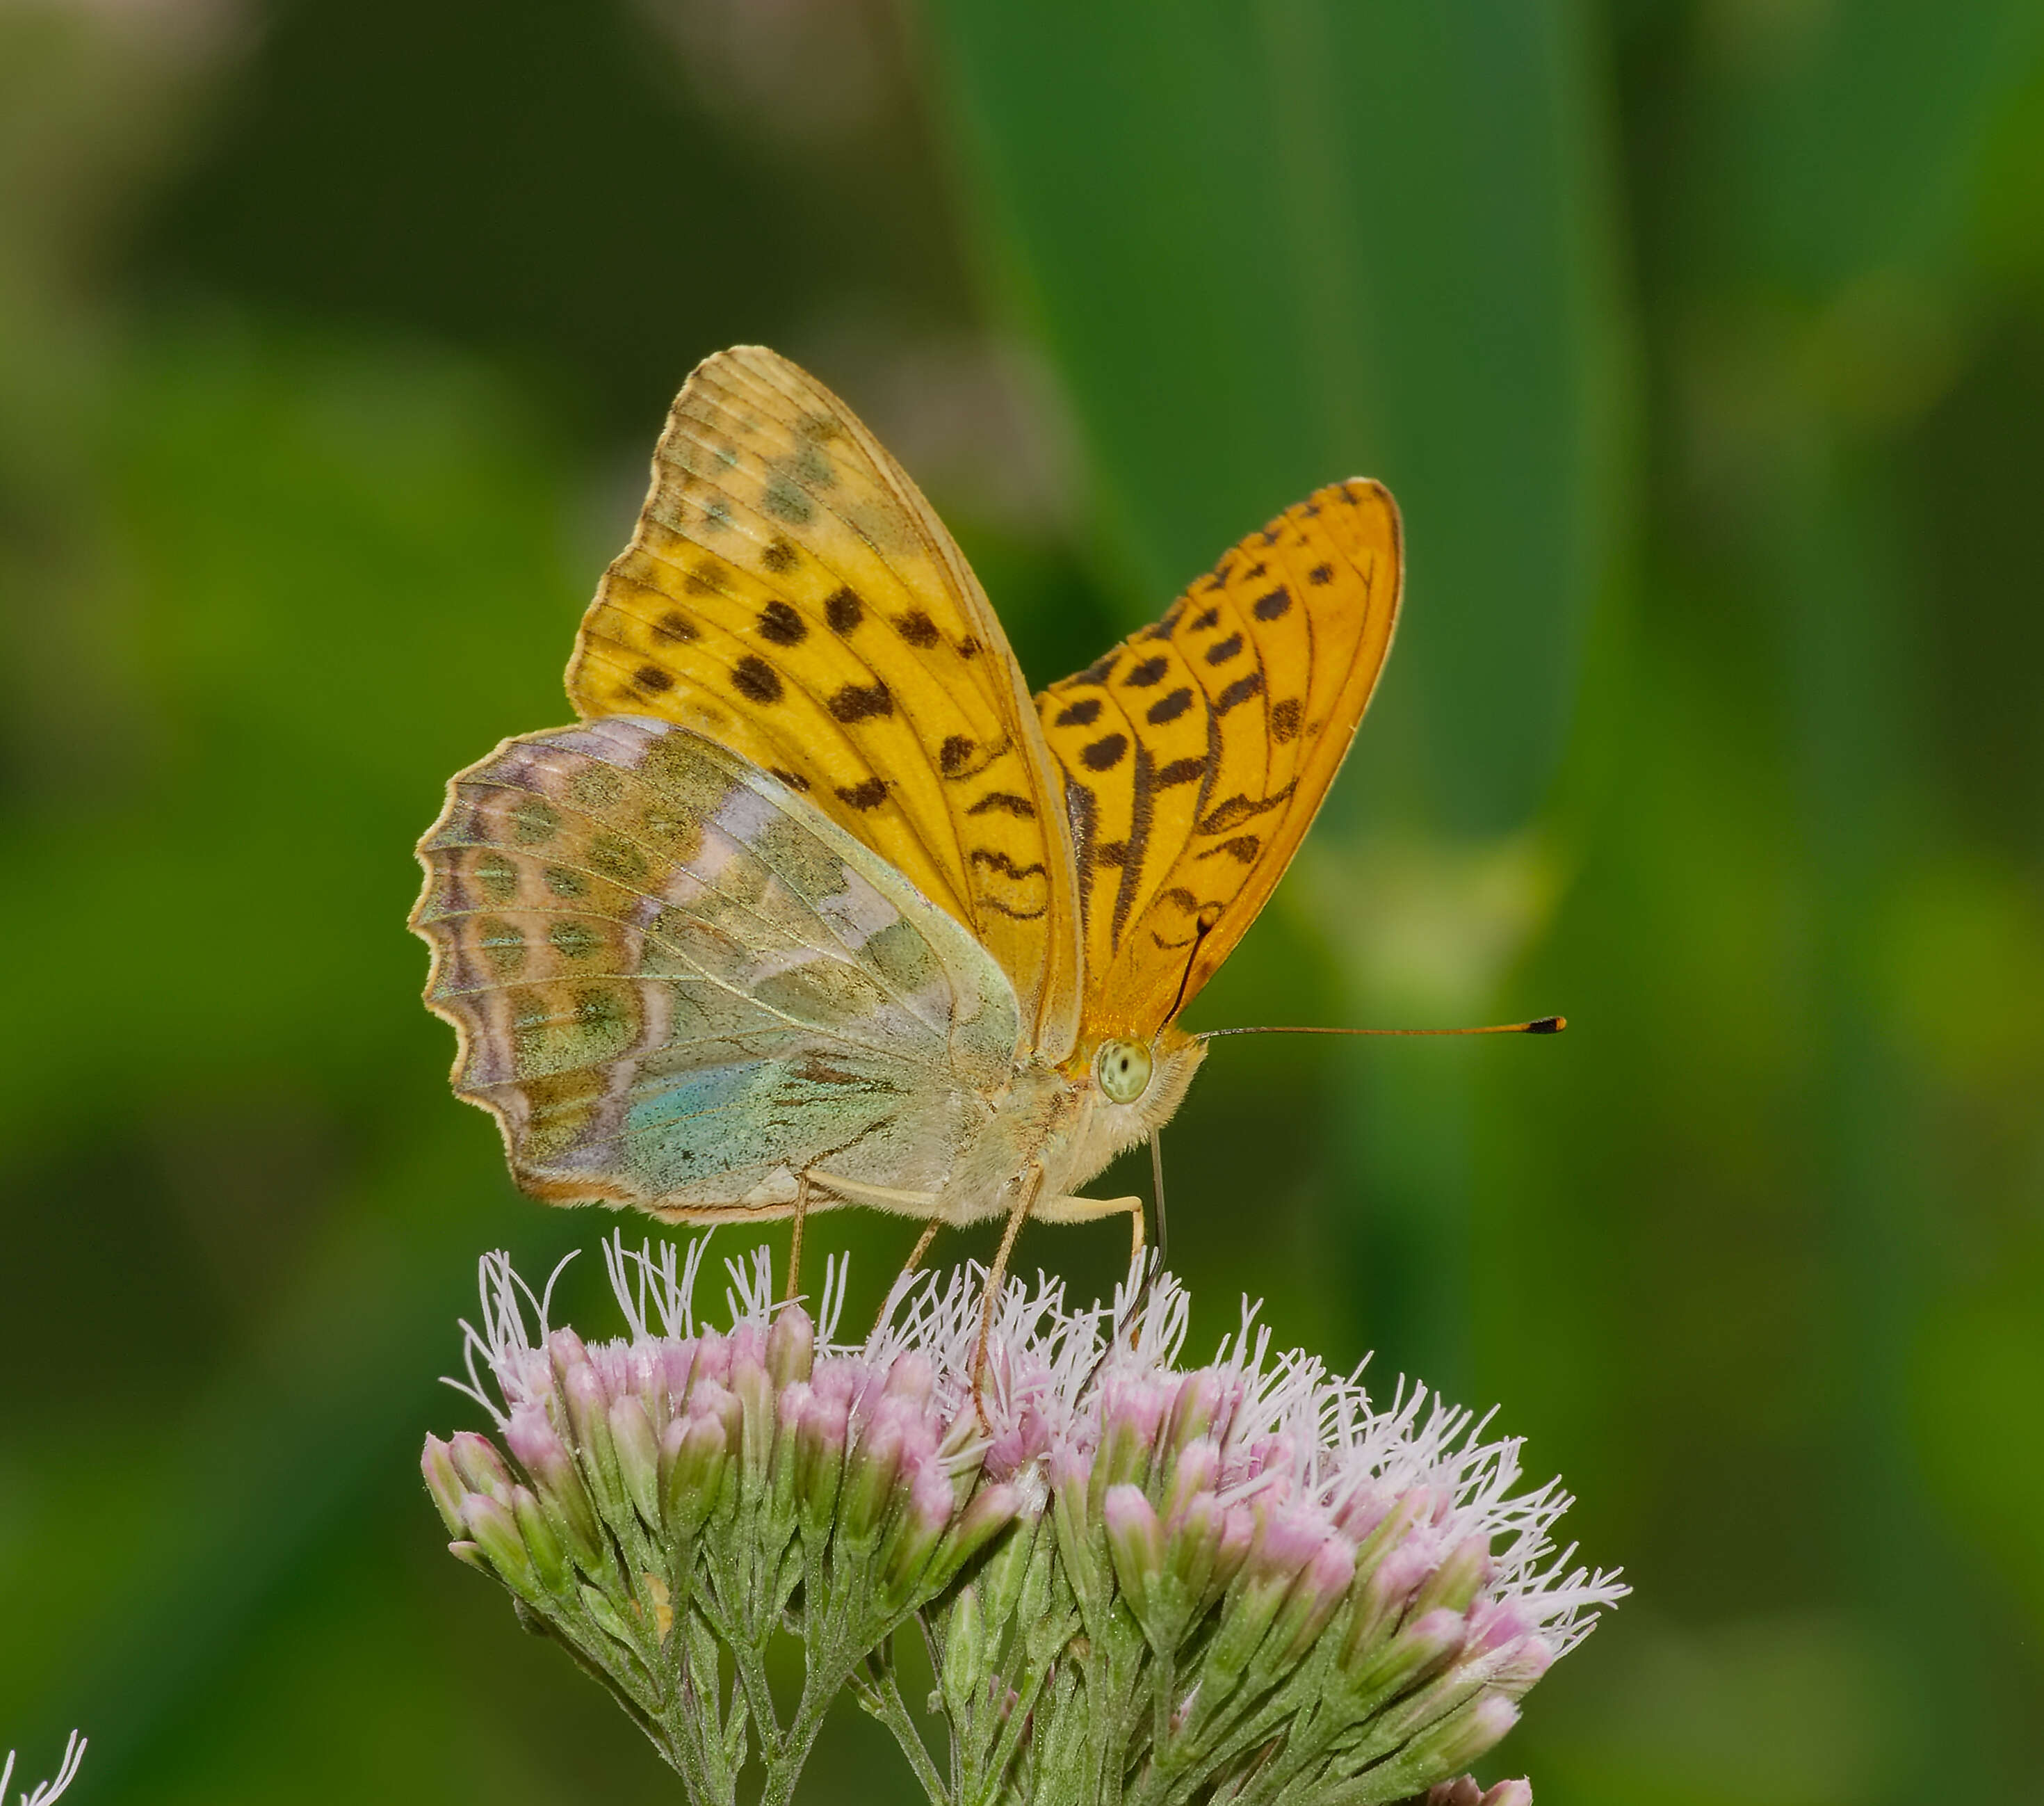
[[794, 1388, 850, 1526], [1489, 1634, 1554, 1693], [690, 1329, 731, 1386], [505, 1405, 604, 1566], [1161, 1436, 1220, 1519], [622, 1342, 669, 1422], [727, 1337, 775, 1486], [608, 1394, 663, 1526], [1409, 1693, 1519, 1779], [880, 1462, 958, 1597], [841, 1411, 905, 1543], [1466, 1599, 1535, 1654], [1104, 1484, 1164, 1594], [923, 1482, 1021, 1594], [1212, 1502, 1256, 1594], [1162, 1370, 1226, 1453], [1409, 1533, 1492, 1619], [1162, 1488, 1226, 1605], [660, 1407, 729, 1534], [421, 1435, 467, 1535], [547, 1327, 596, 1396], [1349, 1605, 1465, 1696], [511, 1484, 568, 1592], [448, 1430, 514, 1501], [1272, 1533, 1357, 1664], [680, 1377, 740, 1458], [883, 1348, 934, 1404], [460, 1490, 540, 1599], [768, 1307, 815, 1389], [1094, 1376, 1169, 1499]]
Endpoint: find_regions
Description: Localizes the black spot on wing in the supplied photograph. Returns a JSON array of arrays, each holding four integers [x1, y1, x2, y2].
[[895, 610, 940, 647], [757, 600, 806, 645], [825, 587, 863, 633], [1206, 633, 1245, 665], [970, 848, 1048, 880], [1122, 656, 1169, 688], [635, 665, 674, 693], [654, 610, 699, 643], [1270, 698, 1303, 743], [1139, 602, 1185, 642], [1197, 780, 1297, 835], [733, 657, 783, 704], [1198, 834, 1261, 864], [1156, 756, 1206, 789], [1252, 587, 1292, 620], [939, 734, 975, 777], [1081, 733, 1130, 771], [834, 777, 889, 809], [1055, 698, 1103, 728], [827, 683, 893, 723], [1216, 672, 1265, 713], [1146, 687, 1194, 726], [967, 791, 1037, 819], [1308, 563, 1335, 586], [762, 536, 800, 574]]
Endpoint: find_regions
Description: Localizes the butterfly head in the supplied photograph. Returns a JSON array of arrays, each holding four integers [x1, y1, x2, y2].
[[1061, 1024, 1206, 1186]]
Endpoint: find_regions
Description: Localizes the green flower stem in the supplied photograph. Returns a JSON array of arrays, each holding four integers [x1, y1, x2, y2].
[[850, 1654, 952, 1806]]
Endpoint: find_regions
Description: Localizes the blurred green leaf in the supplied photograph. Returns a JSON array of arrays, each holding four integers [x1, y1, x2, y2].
[[918, 0, 1631, 832]]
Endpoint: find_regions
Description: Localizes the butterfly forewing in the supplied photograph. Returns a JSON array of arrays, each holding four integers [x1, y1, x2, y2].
[[412, 715, 1020, 1217], [567, 346, 1081, 1061], [1039, 479, 1402, 1042]]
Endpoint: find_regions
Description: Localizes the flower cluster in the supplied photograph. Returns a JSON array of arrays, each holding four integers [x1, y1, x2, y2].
[[425, 1240, 1015, 1806], [425, 1238, 1621, 1806]]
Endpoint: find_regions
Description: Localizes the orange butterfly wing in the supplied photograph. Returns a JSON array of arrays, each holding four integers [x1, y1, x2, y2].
[[1037, 480, 1402, 1045], [568, 346, 1083, 1061]]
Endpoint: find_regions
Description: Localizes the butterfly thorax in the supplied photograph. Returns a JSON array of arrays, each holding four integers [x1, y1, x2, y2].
[[923, 1026, 1206, 1227]]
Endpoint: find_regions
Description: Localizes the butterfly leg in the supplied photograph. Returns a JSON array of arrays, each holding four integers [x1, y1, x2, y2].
[[867, 1216, 946, 1339], [782, 1172, 811, 1304], [1030, 1191, 1147, 1264], [902, 1217, 944, 1274], [972, 1162, 1046, 1424]]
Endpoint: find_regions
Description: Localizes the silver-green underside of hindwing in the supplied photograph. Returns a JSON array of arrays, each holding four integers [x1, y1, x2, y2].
[[412, 716, 1022, 1218]]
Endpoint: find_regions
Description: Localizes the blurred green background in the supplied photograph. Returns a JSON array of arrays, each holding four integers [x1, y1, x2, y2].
[[5, 0, 2043, 1798]]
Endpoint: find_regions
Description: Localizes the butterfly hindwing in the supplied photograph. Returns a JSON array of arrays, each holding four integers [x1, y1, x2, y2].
[[1039, 479, 1402, 1042], [412, 715, 1019, 1217], [567, 346, 1082, 1063]]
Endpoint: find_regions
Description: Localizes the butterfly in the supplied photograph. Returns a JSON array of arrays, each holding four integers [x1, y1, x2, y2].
[[411, 346, 1402, 1335]]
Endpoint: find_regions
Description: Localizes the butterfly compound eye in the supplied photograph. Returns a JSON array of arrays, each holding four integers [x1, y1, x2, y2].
[[1094, 1038, 1153, 1105]]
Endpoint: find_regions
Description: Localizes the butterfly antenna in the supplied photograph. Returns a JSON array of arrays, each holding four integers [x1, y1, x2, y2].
[[1198, 1015, 1566, 1040]]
